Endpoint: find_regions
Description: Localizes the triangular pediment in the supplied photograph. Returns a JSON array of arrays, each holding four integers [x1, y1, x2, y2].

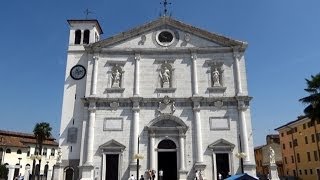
[[208, 139, 235, 151], [88, 17, 247, 49], [99, 139, 125, 151]]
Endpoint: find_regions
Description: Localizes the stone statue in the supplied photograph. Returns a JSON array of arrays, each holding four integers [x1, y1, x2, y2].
[[57, 148, 62, 163], [159, 66, 171, 88], [269, 146, 275, 164], [112, 69, 122, 88], [212, 68, 221, 87]]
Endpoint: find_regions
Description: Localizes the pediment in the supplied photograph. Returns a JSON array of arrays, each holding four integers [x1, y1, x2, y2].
[[208, 139, 235, 151], [99, 139, 125, 151], [88, 17, 247, 50]]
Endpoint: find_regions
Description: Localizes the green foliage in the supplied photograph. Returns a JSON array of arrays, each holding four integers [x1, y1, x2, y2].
[[0, 164, 8, 179], [299, 73, 320, 121], [33, 122, 52, 154]]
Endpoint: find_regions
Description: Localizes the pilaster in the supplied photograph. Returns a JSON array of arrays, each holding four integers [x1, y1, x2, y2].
[[134, 53, 140, 96], [91, 55, 99, 95], [191, 52, 199, 96], [232, 47, 243, 96], [237, 99, 250, 163], [85, 100, 96, 165], [191, 97, 204, 165]]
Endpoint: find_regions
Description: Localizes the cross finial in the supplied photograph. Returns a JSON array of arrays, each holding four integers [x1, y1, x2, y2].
[[160, 0, 172, 17], [84, 8, 93, 19]]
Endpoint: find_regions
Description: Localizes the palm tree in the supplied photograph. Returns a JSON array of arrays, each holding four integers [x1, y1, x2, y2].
[[299, 73, 320, 161], [33, 122, 52, 180], [299, 73, 320, 119]]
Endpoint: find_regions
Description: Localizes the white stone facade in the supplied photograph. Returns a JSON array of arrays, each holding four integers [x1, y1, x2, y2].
[[57, 17, 256, 180]]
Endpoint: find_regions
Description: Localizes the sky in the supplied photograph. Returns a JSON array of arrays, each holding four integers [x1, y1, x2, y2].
[[0, 0, 319, 146]]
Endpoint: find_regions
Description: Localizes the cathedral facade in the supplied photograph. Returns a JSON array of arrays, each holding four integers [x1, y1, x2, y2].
[[56, 17, 256, 180]]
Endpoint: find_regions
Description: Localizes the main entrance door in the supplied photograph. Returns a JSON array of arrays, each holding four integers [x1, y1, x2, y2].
[[158, 140, 177, 180], [105, 154, 119, 180]]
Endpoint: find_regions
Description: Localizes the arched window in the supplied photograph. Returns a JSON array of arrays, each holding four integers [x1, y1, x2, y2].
[[74, 30, 81, 44], [65, 167, 74, 180], [83, 30, 90, 44], [43, 147, 47, 156], [35, 164, 40, 176], [5, 149, 11, 153], [17, 149, 22, 154], [158, 139, 176, 149], [44, 164, 49, 177], [27, 146, 30, 156], [51, 148, 55, 156]]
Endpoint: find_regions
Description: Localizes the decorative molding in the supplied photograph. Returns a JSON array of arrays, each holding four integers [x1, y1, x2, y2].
[[110, 102, 119, 110], [82, 96, 246, 108], [209, 117, 230, 130], [155, 87, 176, 93], [207, 86, 227, 93], [157, 96, 176, 115], [105, 60, 126, 66], [67, 127, 78, 143], [208, 139, 235, 151], [103, 118, 124, 131], [105, 88, 125, 93]]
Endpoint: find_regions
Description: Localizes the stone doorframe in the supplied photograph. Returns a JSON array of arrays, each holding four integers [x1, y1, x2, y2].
[[208, 139, 235, 180], [146, 114, 189, 179], [99, 139, 126, 180]]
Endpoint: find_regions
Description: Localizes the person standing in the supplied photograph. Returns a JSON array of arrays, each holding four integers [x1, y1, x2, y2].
[[128, 174, 136, 180], [139, 175, 145, 180], [159, 169, 163, 180]]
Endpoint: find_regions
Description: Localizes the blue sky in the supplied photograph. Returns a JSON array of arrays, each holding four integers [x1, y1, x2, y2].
[[0, 0, 319, 146]]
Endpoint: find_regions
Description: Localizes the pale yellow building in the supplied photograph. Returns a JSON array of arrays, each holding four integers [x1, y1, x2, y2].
[[0, 130, 58, 178], [275, 116, 320, 180]]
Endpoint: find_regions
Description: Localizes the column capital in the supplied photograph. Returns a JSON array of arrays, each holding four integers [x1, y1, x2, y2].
[[134, 53, 141, 61], [237, 101, 248, 111], [93, 55, 99, 61], [191, 52, 197, 60], [88, 101, 96, 112]]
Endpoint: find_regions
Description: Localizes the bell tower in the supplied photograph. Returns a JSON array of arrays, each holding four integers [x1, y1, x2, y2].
[[67, 19, 103, 45]]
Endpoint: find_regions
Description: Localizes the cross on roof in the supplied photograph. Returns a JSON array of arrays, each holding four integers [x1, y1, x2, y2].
[[160, 0, 172, 17], [84, 8, 93, 19]]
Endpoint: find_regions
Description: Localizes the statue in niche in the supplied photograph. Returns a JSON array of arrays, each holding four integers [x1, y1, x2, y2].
[[269, 146, 275, 164], [159, 65, 171, 88], [111, 67, 122, 88], [212, 67, 221, 87]]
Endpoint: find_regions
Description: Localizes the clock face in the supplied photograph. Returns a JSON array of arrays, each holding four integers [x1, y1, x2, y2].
[[70, 65, 86, 80]]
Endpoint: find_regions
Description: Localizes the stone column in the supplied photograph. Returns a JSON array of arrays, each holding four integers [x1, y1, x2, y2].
[[191, 98, 204, 164], [91, 56, 99, 95], [46, 169, 52, 180], [85, 101, 96, 165], [130, 98, 141, 167], [179, 135, 186, 171], [149, 132, 155, 170], [191, 52, 199, 96], [24, 166, 30, 180], [6, 165, 16, 180], [238, 100, 250, 162], [232, 49, 243, 95], [134, 53, 140, 96]]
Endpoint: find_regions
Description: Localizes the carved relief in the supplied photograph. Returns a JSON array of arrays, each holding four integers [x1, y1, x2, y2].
[[157, 96, 176, 115], [111, 65, 123, 88], [159, 63, 172, 88]]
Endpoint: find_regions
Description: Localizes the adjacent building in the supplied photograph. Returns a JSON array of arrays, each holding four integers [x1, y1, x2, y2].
[[0, 130, 58, 178], [254, 134, 283, 179], [57, 17, 256, 180], [275, 116, 320, 179]]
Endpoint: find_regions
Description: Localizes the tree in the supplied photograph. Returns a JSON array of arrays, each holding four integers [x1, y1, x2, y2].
[[33, 122, 52, 180], [299, 73, 320, 119], [0, 164, 8, 180], [299, 73, 320, 161]]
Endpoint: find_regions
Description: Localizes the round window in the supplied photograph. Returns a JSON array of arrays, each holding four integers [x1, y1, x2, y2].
[[158, 31, 174, 43]]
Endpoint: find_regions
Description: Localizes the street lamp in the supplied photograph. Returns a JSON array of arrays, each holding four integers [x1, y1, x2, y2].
[[134, 137, 144, 180]]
